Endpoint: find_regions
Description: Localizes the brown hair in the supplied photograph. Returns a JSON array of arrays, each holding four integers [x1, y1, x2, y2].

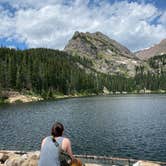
[[51, 122, 64, 137], [71, 158, 83, 166]]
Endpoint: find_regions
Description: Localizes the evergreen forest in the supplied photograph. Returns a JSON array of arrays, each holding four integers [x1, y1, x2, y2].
[[0, 48, 165, 100]]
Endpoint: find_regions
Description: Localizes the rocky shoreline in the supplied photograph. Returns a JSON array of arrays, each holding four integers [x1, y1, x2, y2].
[[0, 151, 39, 166], [0, 150, 166, 166], [0, 91, 43, 104], [1, 90, 166, 104]]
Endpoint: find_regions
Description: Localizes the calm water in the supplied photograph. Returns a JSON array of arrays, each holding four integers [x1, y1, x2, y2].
[[0, 95, 166, 162]]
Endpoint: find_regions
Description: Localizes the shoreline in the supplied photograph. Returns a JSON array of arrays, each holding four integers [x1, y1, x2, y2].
[[0, 90, 166, 104], [0, 150, 165, 166]]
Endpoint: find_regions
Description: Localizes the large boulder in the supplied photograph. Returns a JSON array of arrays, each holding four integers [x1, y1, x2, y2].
[[0, 153, 9, 163], [4, 152, 39, 166], [133, 160, 161, 166], [5, 154, 25, 166]]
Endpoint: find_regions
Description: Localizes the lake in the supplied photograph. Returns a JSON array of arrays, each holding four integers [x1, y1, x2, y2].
[[0, 94, 166, 162]]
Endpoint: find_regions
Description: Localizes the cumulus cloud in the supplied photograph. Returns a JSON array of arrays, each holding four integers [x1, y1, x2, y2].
[[159, 11, 166, 27], [0, 0, 166, 51], [0, 0, 63, 9], [0, 7, 15, 38]]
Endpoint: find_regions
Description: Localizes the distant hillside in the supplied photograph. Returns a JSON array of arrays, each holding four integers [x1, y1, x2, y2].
[[135, 39, 166, 60], [0, 47, 139, 99], [149, 54, 166, 74], [64, 31, 141, 77], [0, 33, 166, 101]]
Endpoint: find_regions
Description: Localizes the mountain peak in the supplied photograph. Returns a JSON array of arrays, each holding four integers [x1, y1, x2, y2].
[[64, 31, 140, 77], [160, 39, 166, 45], [136, 39, 166, 60], [72, 31, 106, 40], [65, 31, 134, 59]]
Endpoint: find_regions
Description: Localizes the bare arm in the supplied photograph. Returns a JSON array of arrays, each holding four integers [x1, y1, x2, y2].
[[41, 138, 46, 148], [62, 138, 74, 160]]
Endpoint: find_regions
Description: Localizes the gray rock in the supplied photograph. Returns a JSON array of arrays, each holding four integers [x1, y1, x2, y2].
[[4, 152, 39, 166], [0, 153, 9, 163], [64, 31, 142, 77]]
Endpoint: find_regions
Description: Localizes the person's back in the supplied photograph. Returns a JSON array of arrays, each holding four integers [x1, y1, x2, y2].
[[38, 122, 74, 166], [38, 136, 64, 166]]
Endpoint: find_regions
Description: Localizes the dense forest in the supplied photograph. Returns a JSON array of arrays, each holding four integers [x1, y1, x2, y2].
[[0, 48, 165, 100], [135, 54, 166, 90]]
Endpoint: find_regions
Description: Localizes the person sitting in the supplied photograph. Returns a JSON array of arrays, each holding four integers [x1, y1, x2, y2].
[[38, 122, 74, 166]]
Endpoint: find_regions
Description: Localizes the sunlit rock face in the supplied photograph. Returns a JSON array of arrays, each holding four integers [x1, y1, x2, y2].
[[0, 151, 39, 166], [64, 31, 141, 77], [0, 151, 164, 166], [135, 39, 166, 60]]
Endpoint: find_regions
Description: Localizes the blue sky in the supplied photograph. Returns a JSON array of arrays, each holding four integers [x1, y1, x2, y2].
[[0, 0, 165, 51]]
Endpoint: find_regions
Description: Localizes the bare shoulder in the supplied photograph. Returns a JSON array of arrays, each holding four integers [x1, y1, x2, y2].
[[42, 137, 47, 142], [62, 137, 73, 159], [61, 137, 72, 151], [63, 137, 71, 145], [41, 137, 47, 147]]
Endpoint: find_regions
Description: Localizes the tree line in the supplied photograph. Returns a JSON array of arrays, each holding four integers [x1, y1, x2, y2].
[[0, 48, 165, 99], [135, 54, 166, 90]]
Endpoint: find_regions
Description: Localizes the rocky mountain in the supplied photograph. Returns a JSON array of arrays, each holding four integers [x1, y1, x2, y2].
[[135, 39, 166, 60], [64, 31, 141, 77]]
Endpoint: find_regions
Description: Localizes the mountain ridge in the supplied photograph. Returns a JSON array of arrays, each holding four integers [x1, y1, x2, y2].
[[135, 39, 166, 60], [64, 31, 136, 59], [64, 31, 141, 77]]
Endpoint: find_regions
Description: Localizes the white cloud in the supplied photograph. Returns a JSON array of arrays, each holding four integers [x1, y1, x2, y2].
[[0, 0, 63, 9], [0, 0, 166, 51], [159, 11, 166, 27], [0, 7, 15, 38]]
